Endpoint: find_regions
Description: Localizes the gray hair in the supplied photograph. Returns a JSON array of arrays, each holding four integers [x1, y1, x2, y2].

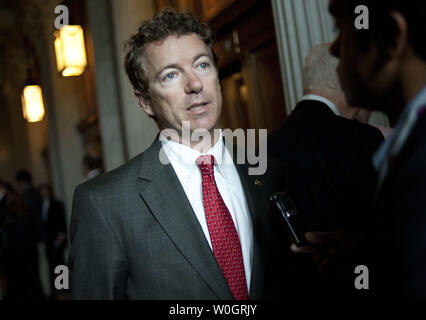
[[302, 43, 340, 94]]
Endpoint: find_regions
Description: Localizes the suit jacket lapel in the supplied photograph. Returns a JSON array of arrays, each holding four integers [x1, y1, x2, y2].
[[234, 159, 267, 300], [137, 139, 233, 299]]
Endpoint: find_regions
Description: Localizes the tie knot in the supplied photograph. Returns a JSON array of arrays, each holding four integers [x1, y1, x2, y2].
[[196, 155, 215, 175]]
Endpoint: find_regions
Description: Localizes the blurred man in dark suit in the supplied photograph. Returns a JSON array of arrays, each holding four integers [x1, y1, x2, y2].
[[39, 184, 67, 298], [82, 154, 103, 181], [294, 0, 426, 298], [268, 43, 384, 295], [15, 170, 42, 241], [0, 180, 8, 298], [327, 0, 426, 298], [3, 177, 44, 299]]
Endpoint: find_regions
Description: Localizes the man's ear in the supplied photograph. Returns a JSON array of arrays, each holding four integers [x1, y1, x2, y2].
[[134, 90, 155, 117], [388, 11, 409, 59]]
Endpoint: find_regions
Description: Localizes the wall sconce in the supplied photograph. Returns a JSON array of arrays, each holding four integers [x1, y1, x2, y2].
[[54, 25, 87, 76], [21, 84, 45, 123]]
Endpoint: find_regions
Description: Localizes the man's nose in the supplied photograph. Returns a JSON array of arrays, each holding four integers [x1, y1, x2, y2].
[[184, 71, 203, 94]]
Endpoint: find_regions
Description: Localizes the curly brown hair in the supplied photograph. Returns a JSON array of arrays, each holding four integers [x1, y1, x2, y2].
[[124, 8, 217, 100]]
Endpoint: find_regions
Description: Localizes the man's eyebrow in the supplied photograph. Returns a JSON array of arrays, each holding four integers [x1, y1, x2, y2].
[[155, 63, 180, 79], [155, 53, 213, 79], [193, 53, 212, 62]]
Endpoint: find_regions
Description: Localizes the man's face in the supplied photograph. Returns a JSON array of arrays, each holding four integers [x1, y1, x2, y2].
[[40, 187, 50, 200], [15, 181, 26, 194], [328, 0, 399, 111], [138, 33, 222, 135]]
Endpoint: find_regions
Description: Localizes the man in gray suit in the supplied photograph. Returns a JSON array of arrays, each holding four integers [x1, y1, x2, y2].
[[69, 9, 289, 300]]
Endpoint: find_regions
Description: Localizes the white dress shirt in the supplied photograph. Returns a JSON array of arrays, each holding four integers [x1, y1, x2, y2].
[[85, 169, 102, 181], [160, 130, 253, 289]]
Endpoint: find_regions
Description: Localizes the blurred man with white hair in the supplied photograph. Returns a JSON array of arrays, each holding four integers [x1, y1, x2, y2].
[[301, 43, 357, 119], [268, 43, 384, 296]]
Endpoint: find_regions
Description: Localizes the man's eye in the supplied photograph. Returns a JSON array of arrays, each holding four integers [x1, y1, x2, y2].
[[199, 62, 209, 69], [165, 73, 176, 80]]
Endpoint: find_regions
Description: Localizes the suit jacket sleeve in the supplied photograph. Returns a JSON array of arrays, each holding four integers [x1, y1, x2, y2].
[[69, 184, 128, 299]]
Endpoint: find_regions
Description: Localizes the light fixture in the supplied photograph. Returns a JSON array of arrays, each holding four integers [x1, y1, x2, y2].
[[21, 84, 45, 123], [21, 35, 45, 123], [54, 25, 87, 76]]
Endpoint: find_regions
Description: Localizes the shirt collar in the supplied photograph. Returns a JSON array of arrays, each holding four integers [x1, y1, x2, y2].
[[406, 85, 426, 114], [87, 169, 101, 179], [299, 94, 340, 116], [159, 129, 226, 176], [373, 85, 426, 173]]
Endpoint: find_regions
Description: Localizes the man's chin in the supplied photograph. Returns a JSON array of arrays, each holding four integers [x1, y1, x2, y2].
[[189, 117, 219, 132], [189, 126, 217, 137]]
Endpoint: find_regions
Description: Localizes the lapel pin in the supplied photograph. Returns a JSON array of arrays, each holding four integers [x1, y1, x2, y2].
[[254, 179, 262, 187]]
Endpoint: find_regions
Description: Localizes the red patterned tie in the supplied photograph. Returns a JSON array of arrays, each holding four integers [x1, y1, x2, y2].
[[196, 155, 249, 300]]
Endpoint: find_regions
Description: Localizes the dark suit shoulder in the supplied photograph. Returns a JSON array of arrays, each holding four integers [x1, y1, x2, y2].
[[339, 115, 383, 139], [268, 100, 384, 158], [266, 155, 287, 178]]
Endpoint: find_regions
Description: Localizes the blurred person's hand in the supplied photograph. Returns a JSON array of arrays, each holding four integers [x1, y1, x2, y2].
[[290, 230, 367, 274]]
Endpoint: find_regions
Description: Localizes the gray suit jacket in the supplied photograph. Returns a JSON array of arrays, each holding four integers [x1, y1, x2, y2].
[[69, 139, 288, 299]]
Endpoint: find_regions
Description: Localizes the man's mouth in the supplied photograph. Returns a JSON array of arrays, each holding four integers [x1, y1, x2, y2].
[[187, 102, 210, 114]]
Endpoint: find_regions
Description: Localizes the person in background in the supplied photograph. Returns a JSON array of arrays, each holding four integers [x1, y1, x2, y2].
[[0, 179, 8, 299], [15, 170, 42, 241], [268, 43, 384, 295], [82, 154, 103, 180], [39, 183, 67, 299], [3, 177, 44, 300], [298, 0, 426, 298]]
